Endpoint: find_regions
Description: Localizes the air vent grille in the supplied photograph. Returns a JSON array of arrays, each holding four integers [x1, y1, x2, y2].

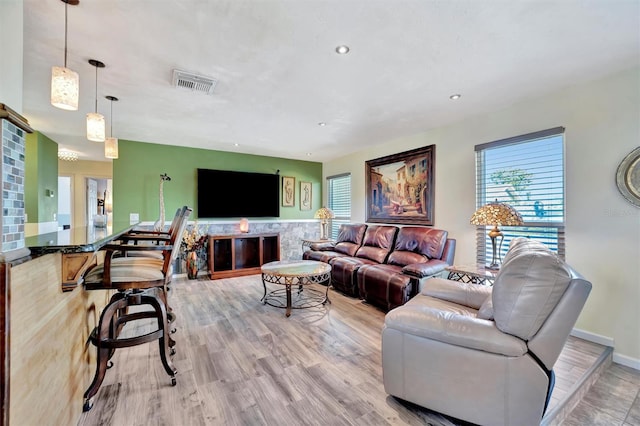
[[172, 69, 217, 94]]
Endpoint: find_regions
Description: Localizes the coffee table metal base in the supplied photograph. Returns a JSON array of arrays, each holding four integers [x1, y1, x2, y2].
[[261, 260, 331, 317]]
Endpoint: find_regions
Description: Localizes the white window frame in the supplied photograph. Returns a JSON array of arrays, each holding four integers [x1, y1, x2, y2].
[[475, 127, 566, 265], [327, 173, 351, 240]]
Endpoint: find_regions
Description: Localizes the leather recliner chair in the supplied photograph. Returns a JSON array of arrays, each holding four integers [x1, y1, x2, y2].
[[381, 237, 592, 426], [329, 225, 398, 297], [357, 227, 455, 311]]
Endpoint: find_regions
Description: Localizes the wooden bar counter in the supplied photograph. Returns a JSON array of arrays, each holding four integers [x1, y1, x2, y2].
[[1, 222, 135, 426]]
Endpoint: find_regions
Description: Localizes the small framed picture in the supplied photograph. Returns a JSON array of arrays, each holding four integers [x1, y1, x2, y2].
[[282, 176, 295, 207], [300, 181, 312, 210]]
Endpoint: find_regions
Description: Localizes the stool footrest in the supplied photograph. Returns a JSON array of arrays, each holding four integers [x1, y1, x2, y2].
[[90, 327, 164, 349]]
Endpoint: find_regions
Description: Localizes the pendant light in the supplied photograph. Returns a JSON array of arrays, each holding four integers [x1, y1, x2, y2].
[[86, 59, 106, 142], [105, 95, 119, 159], [50, 0, 80, 111]]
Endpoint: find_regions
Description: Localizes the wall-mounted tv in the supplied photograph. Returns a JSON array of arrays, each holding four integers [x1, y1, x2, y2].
[[197, 168, 280, 218]]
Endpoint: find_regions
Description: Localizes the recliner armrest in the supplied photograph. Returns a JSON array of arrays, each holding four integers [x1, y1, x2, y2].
[[422, 277, 492, 309], [385, 301, 527, 357], [401, 260, 447, 278], [309, 242, 335, 251]]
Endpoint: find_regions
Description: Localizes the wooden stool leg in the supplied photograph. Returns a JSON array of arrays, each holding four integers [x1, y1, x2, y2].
[[83, 295, 128, 411], [142, 293, 177, 383]]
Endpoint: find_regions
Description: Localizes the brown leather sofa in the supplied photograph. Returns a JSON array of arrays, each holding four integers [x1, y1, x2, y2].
[[303, 224, 456, 310], [357, 227, 456, 311], [329, 225, 398, 297]]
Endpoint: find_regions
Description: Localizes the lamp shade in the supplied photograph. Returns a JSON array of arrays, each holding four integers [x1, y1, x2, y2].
[[51, 66, 79, 110], [104, 137, 118, 159], [86, 112, 105, 141], [470, 200, 523, 227], [314, 207, 335, 219]]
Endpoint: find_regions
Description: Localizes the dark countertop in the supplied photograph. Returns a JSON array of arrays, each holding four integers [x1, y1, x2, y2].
[[25, 221, 137, 255]]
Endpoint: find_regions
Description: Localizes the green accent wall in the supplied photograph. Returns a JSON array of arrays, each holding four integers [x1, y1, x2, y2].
[[113, 140, 323, 223], [25, 132, 58, 223]]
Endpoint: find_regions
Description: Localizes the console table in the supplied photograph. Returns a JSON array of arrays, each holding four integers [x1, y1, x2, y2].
[[208, 233, 280, 279]]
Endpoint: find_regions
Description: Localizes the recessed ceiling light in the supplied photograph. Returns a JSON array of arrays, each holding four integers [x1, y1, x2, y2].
[[234, 143, 239, 146], [318, 122, 327, 127], [335, 45, 350, 54], [449, 94, 461, 100], [306, 153, 312, 156]]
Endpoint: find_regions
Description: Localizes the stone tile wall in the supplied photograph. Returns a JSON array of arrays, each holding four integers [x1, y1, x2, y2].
[[1, 119, 26, 252], [173, 220, 320, 274]]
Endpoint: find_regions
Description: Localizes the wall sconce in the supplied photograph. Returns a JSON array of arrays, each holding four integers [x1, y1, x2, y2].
[[50, 0, 79, 111], [86, 59, 105, 142], [239, 218, 249, 233]]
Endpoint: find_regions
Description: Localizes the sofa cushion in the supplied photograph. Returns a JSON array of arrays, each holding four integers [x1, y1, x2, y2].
[[333, 223, 367, 256], [387, 227, 448, 266], [355, 225, 398, 263], [492, 237, 573, 340]]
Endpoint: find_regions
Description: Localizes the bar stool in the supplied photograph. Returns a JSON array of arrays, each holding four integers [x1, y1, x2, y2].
[[81, 207, 192, 411]]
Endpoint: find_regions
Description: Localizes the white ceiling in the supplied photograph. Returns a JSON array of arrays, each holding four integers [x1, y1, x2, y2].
[[21, 0, 640, 163]]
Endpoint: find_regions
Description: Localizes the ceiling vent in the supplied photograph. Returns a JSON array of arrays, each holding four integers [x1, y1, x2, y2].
[[172, 69, 217, 94]]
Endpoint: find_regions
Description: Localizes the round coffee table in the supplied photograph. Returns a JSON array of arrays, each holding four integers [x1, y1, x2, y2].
[[261, 260, 331, 317]]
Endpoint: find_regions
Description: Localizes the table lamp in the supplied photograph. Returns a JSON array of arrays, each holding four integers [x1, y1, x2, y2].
[[314, 207, 334, 240], [470, 200, 523, 270]]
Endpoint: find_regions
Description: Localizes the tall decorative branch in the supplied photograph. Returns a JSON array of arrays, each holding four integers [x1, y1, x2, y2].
[[153, 173, 171, 231]]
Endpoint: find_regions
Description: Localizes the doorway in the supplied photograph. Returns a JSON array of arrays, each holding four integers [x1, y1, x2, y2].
[[86, 178, 112, 227]]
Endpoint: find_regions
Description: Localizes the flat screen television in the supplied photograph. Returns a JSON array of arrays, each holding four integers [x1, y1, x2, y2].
[[197, 168, 280, 218]]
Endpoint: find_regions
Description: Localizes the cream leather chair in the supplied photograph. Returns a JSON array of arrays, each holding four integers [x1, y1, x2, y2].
[[382, 237, 592, 426]]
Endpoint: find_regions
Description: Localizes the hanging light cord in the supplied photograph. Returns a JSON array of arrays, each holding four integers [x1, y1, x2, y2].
[[63, 1, 68, 67], [109, 99, 113, 137], [94, 65, 98, 113]]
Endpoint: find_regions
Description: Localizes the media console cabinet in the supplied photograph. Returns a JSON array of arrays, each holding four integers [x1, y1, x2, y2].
[[208, 233, 280, 279]]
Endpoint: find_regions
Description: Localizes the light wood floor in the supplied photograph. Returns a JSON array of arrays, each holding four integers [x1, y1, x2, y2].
[[77, 275, 631, 426]]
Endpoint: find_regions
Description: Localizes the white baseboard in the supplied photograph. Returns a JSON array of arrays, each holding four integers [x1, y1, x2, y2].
[[613, 353, 640, 371], [570, 328, 615, 347], [571, 328, 639, 372]]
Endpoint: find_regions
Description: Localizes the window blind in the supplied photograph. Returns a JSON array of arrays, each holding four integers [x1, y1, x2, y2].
[[475, 127, 565, 263], [327, 173, 351, 240]]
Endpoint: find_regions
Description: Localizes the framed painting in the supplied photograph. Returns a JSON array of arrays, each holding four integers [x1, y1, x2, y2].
[[300, 181, 312, 210], [282, 176, 295, 207], [365, 145, 435, 225]]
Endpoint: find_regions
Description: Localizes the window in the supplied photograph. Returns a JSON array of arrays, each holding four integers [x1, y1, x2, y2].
[[327, 173, 351, 240], [475, 127, 565, 264]]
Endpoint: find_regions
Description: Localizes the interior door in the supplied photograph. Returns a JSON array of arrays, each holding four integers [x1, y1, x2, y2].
[[86, 178, 98, 226]]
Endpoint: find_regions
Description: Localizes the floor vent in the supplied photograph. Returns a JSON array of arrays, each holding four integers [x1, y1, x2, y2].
[[172, 70, 217, 94]]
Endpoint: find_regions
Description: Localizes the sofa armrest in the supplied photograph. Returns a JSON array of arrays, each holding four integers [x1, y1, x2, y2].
[[401, 260, 447, 278], [309, 242, 335, 251], [384, 302, 527, 357], [422, 277, 492, 309]]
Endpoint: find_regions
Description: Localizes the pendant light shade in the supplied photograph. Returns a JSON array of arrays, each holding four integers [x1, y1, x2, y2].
[[104, 95, 119, 159], [51, 0, 80, 110], [87, 112, 105, 142], [87, 59, 105, 142]]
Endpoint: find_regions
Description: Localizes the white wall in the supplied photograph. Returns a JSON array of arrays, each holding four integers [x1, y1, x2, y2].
[[324, 67, 640, 365], [0, 0, 23, 112]]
